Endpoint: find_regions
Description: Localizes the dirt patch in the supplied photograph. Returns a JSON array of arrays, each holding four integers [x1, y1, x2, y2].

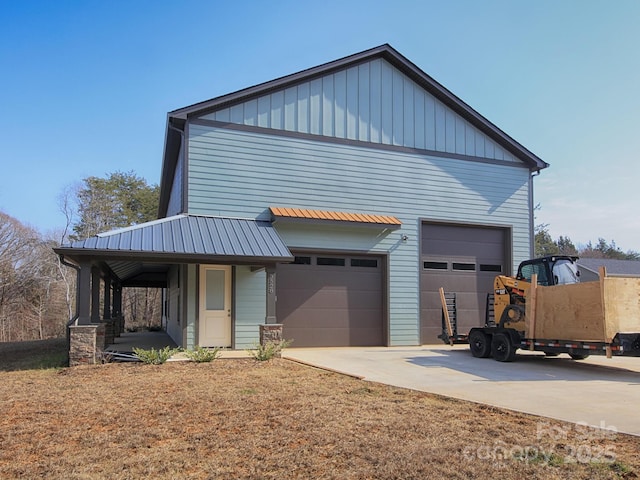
[[0, 353, 638, 479]]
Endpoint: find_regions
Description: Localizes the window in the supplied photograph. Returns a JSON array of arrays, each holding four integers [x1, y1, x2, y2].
[[480, 264, 502, 272], [424, 261, 448, 270], [351, 258, 378, 268], [317, 257, 346, 266], [292, 256, 311, 265], [452, 263, 476, 271], [520, 263, 550, 286]]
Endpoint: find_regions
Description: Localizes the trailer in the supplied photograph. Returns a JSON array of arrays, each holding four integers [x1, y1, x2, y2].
[[439, 265, 640, 362]]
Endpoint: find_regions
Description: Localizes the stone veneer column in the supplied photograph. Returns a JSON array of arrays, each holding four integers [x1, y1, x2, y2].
[[259, 323, 283, 347], [68, 324, 106, 366]]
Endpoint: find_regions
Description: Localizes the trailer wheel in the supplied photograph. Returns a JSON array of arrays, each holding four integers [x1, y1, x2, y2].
[[569, 353, 589, 360], [492, 333, 517, 362], [469, 330, 492, 358]]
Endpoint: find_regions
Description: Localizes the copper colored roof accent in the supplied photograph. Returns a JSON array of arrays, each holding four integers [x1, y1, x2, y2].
[[270, 207, 402, 226]]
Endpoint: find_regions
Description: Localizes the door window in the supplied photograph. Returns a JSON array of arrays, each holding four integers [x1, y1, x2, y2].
[[205, 269, 225, 310]]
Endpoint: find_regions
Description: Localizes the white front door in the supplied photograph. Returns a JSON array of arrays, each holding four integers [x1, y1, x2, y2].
[[199, 265, 232, 347]]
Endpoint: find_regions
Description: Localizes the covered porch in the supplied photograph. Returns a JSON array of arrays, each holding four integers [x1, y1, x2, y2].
[[106, 330, 178, 353], [54, 214, 293, 366]]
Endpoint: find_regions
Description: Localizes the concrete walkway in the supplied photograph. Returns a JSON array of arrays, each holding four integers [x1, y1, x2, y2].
[[283, 345, 640, 436]]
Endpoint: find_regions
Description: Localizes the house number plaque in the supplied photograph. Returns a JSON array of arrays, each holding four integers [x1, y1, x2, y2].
[[268, 273, 275, 294]]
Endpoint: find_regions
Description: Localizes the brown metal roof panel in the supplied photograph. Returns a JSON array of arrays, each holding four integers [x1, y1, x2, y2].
[[269, 206, 402, 227]]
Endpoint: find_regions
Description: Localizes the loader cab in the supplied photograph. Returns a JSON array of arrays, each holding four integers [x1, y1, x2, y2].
[[516, 256, 580, 286]]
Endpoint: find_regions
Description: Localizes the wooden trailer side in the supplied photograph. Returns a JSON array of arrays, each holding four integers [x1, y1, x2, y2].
[[603, 276, 640, 339], [525, 281, 605, 341]]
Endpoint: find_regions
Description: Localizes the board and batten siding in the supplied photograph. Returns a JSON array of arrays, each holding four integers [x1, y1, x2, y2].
[[200, 58, 518, 164], [187, 125, 532, 345]]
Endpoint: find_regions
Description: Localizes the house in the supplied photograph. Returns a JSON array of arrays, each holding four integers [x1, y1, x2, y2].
[[578, 258, 640, 282], [55, 44, 548, 362]]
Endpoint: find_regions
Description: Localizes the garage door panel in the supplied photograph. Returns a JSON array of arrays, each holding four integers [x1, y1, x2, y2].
[[278, 289, 380, 311], [421, 223, 507, 344], [277, 253, 384, 347], [281, 309, 382, 329], [285, 327, 381, 348], [422, 274, 479, 292]]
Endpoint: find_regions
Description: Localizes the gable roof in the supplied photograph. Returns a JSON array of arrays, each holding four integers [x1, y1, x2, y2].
[[159, 44, 548, 216]]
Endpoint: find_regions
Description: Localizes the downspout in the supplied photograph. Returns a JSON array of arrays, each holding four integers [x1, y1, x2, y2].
[[530, 169, 541, 258]]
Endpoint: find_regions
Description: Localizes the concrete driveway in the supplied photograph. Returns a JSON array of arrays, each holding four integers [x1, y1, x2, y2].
[[283, 345, 640, 436]]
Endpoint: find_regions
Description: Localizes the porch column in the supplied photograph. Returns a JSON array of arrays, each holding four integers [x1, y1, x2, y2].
[[69, 260, 106, 365], [265, 265, 277, 324], [91, 266, 101, 323], [112, 283, 123, 335], [261, 264, 283, 348], [77, 261, 92, 325], [113, 283, 122, 317], [103, 273, 112, 320], [102, 273, 114, 346]]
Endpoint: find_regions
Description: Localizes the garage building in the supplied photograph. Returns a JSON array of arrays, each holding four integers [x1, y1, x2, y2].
[[57, 44, 547, 351]]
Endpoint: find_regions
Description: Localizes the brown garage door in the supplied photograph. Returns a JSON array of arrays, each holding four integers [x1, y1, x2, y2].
[[420, 223, 508, 344], [277, 253, 384, 347]]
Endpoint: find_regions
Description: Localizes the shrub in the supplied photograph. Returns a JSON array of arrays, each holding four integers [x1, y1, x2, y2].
[[246, 339, 292, 361], [133, 346, 179, 365], [184, 346, 221, 363]]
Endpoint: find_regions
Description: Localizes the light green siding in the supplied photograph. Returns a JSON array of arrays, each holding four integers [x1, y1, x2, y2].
[[234, 266, 266, 349], [166, 265, 182, 346], [166, 144, 184, 217], [187, 125, 532, 345], [185, 264, 197, 350]]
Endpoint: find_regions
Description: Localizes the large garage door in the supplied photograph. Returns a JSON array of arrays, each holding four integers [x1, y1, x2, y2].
[[420, 223, 508, 344], [277, 253, 384, 347]]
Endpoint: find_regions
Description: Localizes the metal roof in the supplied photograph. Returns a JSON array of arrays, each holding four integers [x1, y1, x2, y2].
[[55, 214, 293, 266], [577, 258, 640, 277], [270, 206, 402, 228]]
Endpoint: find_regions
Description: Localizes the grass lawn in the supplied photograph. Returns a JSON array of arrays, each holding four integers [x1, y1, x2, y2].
[[0, 340, 638, 479]]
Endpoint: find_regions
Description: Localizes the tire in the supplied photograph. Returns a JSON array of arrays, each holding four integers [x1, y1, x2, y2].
[[498, 304, 525, 328], [491, 333, 517, 362], [569, 353, 589, 360], [469, 330, 492, 358]]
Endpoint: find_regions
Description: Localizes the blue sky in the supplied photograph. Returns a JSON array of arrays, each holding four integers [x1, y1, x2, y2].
[[1, 0, 639, 251]]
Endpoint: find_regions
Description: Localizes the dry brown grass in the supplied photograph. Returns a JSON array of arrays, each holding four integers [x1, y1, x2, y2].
[[0, 341, 638, 479]]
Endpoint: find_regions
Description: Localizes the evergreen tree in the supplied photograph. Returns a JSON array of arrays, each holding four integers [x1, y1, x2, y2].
[[71, 171, 159, 240], [557, 236, 578, 256], [534, 224, 559, 257]]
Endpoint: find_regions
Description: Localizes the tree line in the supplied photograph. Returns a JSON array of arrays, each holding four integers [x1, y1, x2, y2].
[[0, 171, 159, 343], [535, 225, 640, 260]]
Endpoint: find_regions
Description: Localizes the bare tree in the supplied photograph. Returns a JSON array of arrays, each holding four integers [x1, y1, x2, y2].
[[0, 212, 70, 342]]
